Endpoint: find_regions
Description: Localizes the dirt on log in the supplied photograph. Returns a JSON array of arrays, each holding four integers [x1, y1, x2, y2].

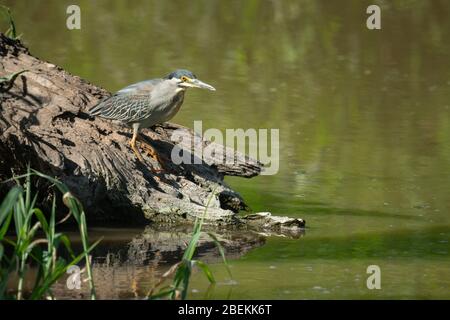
[[0, 34, 305, 232]]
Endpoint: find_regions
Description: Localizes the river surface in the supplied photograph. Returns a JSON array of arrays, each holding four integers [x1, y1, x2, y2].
[[3, 0, 449, 299]]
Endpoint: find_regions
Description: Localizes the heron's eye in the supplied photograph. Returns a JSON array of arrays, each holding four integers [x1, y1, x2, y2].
[[181, 76, 189, 82]]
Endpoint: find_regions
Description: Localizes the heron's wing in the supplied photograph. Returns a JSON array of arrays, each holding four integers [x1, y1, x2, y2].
[[116, 79, 162, 95], [89, 79, 163, 122]]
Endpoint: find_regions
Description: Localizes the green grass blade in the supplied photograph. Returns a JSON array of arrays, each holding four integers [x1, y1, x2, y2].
[[0, 5, 17, 39], [33, 208, 49, 235], [0, 70, 28, 85], [58, 234, 76, 259], [0, 186, 22, 225], [193, 260, 215, 284], [182, 230, 202, 261], [24, 168, 31, 214], [207, 232, 232, 279], [0, 209, 13, 240]]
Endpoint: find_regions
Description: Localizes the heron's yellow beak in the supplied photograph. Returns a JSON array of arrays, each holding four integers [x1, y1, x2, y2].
[[188, 78, 216, 91]]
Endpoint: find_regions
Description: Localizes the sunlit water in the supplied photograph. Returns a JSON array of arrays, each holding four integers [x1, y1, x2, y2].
[[3, 0, 449, 299]]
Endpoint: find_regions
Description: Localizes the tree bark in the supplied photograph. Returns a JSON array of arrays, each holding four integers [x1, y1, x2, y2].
[[0, 34, 305, 232]]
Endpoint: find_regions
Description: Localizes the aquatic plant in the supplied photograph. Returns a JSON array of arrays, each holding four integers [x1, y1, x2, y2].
[[0, 5, 19, 39], [0, 168, 100, 300], [147, 188, 232, 300]]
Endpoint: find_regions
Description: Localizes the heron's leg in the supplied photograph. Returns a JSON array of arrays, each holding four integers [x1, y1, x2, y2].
[[130, 124, 144, 162]]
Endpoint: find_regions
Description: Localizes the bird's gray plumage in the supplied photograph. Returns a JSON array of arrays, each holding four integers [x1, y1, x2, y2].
[[89, 78, 185, 127], [88, 69, 215, 163]]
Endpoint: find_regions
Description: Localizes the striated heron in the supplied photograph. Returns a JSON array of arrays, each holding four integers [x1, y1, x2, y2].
[[89, 69, 215, 169]]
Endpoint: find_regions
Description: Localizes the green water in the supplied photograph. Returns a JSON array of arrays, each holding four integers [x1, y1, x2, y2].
[[3, 0, 449, 299]]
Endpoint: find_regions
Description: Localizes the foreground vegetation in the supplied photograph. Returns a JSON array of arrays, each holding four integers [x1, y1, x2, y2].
[[0, 4, 19, 39], [147, 187, 231, 300], [0, 168, 228, 300], [0, 169, 98, 299]]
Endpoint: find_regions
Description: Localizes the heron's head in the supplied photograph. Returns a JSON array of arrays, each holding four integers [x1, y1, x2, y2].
[[165, 69, 216, 91]]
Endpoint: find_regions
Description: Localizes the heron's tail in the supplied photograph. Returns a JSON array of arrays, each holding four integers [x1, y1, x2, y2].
[[88, 97, 109, 116]]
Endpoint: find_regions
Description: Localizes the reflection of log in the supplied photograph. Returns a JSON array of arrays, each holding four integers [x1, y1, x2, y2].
[[24, 225, 305, 299], [92, 226, 268, 265], [0, 34, 305, 230], [45, 227, 269, 299]]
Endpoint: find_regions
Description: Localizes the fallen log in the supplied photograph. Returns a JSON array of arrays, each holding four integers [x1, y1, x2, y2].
[[0, 33, 305, 231]]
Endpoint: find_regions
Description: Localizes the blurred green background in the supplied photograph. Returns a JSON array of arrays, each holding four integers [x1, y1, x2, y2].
[[2, 0, 449, 299]]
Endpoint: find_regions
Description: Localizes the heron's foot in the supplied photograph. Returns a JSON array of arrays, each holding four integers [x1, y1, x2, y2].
[[129, 139, 162, 174], [139, 140, 167, 173]]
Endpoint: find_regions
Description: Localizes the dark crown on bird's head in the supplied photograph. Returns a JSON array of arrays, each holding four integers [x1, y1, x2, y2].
[[165, 69, 197, 80]]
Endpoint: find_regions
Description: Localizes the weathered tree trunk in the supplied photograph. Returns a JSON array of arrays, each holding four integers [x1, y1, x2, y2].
[[0, 34, 304, 232]]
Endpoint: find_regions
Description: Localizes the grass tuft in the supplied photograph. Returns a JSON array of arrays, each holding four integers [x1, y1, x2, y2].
[[0, 5, 20, 40], [0, 167, 99, 300], [147, 187, 232, 300]]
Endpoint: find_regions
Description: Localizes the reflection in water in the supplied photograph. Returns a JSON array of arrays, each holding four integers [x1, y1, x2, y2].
[[49, 227, 267, 299], [3, 0, 449, 298]]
